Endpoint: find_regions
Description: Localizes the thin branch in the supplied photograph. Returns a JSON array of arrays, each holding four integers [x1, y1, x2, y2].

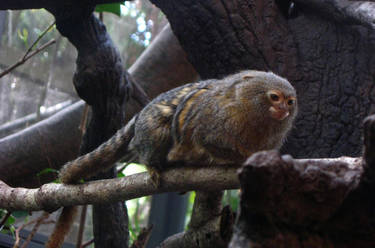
[[0, 100, 73, 138], [13, 212, 52, 248], [0, 166, 240, 211], [126, 72, 150, 107], [0, 39, 56, 78], [129, 225, 153, 248], [81, 238, 94, 248], [159, 191, 226, 248], [20, 214, 53, 248], [23, 21, 56, 60], [0, 211, 11, 228], [117, 163, 129, 174]]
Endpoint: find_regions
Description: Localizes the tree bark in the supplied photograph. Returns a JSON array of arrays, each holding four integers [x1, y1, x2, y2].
[[0, 167, 240, 211], [47, 4, 129, 247], [229, 114, 375, 247]]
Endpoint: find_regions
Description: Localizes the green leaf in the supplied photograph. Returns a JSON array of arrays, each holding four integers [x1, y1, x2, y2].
[[6, 215, 15, 225], [37, 168, 58, 177], [117, 171, 125, 178], [95, 3, 122, 17], [22, 28, 28, 40], [12, 210, 28, 218], [9, 225, 15, 237]]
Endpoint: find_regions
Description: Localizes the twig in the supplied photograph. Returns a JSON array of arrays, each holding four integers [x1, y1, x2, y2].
[[0, 211, 11, 229], [0, 39, 56, 79], [130, 225, 153, 248], [13, 212, 52, 248], [125, 72, 150, 107], [75, 205, 88, 248], [117, 163, 129, 173], [80, 238, 94, 248], [22, 21, 56, 60], [21, 214, 53, 248]]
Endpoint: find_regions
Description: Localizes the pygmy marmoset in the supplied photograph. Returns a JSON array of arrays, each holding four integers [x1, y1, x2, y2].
[[59, 70, 297, 184]]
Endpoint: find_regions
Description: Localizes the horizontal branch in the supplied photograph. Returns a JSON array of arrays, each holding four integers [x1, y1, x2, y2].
[[0, 100, 73, 138], [0, 167, 240, 212], [0, 154, 363, 212]]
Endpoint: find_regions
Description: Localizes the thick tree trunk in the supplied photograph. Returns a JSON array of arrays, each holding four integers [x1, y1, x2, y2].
[[47, 4, 130, 247]]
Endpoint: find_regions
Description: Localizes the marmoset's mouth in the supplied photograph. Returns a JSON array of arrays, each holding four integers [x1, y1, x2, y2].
[[269, 106, 289, 120]]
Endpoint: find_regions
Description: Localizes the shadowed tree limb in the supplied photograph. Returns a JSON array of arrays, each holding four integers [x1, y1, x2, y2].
[[159, 191, 229, 248]]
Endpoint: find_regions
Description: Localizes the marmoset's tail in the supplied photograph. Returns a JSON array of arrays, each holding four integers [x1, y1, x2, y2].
[[59, 116, 136, 184]]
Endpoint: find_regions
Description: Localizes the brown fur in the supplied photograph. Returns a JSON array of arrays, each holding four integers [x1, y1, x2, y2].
[[59, 70, 297, 181], [45, 206, 78, 248]]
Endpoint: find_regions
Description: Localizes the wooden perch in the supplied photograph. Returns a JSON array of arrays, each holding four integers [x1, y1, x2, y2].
[[0, 167, 239, 212], [229, 115, 375, 247]]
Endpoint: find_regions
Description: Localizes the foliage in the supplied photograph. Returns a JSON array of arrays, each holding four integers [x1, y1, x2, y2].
[[0, 210, 15, 235], [223, 190, 240, 212], [95, 3, 122, 17]]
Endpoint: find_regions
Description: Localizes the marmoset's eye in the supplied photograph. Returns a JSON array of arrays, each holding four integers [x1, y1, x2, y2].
[[270, 93, 279, 101]]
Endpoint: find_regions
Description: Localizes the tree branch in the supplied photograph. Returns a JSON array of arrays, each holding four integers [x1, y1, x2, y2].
[[0, 167, 239, 211], [0, 154, 362, 213], [159, 191, 228, 248], [0, 39, 56, 78]]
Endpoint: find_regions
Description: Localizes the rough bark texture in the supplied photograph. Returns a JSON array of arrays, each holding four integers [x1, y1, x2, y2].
[[229, 131, 374, 248], [151, 0, 375, 159], [0, 167, 240, 211], [47, 5, 129, 247]]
